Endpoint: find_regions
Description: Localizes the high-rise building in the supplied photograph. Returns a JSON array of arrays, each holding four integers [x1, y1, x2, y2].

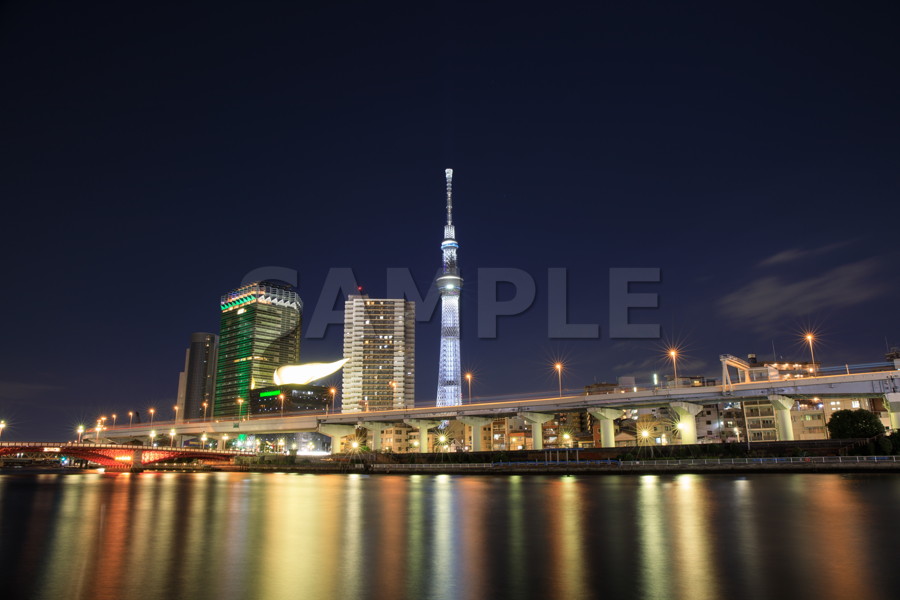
[[436, 168, 462, 407], [342, 294, 415, 412], [175, 332, 218, 422], [214, 281, 302, 419]]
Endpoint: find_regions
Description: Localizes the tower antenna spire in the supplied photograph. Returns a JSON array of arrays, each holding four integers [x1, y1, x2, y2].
[[445, 168, 453, 225]]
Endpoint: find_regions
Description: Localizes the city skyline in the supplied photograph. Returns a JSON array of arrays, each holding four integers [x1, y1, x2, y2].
[[1, 2, 898, 440]]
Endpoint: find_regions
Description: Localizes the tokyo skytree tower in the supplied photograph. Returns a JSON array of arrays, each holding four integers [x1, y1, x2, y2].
[[436, 168, 462, 407]]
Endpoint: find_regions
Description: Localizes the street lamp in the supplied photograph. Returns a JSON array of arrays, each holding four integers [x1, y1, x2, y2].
[[95, 419, 102, 441], [805, 334, 817, 375], [0, 420, 6, 440], [465, 373, 473, 403], [111, 413, 117, 428], [128, 411, 134, 427], [77, 425, 84, 443], [555, 363, 563, 398], [149, 408, 155, 425], [202, 401, 208, 421], [150, 430, 156, 446], [169, 429, 176, 446], [279, 394, 285, 418], [329, 388, 336, 415], [236, 398, 244, 421], [173, 405, 178, 421], [669, 350, 679, 387], [201, 432, 207, 449]]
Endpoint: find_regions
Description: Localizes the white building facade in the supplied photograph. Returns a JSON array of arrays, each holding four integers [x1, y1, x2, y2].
[[341, 294, 415, 412]]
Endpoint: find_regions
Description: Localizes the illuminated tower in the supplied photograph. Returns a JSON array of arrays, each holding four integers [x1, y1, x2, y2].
[[436, 168, 462, 407]]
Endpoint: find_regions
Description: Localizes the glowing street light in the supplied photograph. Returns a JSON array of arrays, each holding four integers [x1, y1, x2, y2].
[[77, 424, 84, 443], [111, 413, 117, 428], [555, 363, 563, 398], [95, 419, 102, 441], [149, 430, 156, 446], [465, 373, 473, 403], [202, 401, 209, 421], [169, 429, 176, 446], [236, 398, 244, 421], [0, 420, 6, 440], [805, 334, 817, 375], [329, 388, 336, 415], [201, 432, 207, 449], [562, 432, 572, 448], [173, 405, 178, 421], [128, 411, 134, 427], [279, 394, 285, 418], [669, 349, 679, 387], [149, 408, 155, 425]]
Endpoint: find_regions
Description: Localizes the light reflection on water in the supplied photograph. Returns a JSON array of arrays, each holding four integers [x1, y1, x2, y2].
[[3, 472, 900, 600]]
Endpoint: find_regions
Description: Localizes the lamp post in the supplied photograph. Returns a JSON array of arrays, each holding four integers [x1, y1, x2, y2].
[[173, 405, 178, 421], [555, 363, 563, 398], [149, 430, 156, 446], [169, 429, 176, 447], [202, 401, 208, 421], [0, 420, 6, 440], [77, 425, 84, 443], [95, 419, 102, 441], [111, 413, 117, 428], [806, 334, 817, 376], [236, 398, 244, 421], [128, 411, 134, 427], [201, 432, 207, 450], [149, 408, 155, 425], [329, 388, 336, 415], [279, 394, 285, 418], [669, 350, 679, 387], [465, 373, 473, 403]]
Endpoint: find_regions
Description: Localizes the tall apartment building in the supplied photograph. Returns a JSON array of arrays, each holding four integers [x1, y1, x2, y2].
[[342, 294, 415, 412], [214, 281, 302, 419], [175, 332, 218, 421]]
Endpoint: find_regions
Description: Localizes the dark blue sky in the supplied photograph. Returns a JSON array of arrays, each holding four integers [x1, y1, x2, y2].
[[2, 1, 898, 440]]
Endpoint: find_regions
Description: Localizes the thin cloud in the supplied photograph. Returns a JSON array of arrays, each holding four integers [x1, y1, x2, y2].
[[0, 381, 63, 405], [757, 241, 853, 267], [719, 257, 888, 330]]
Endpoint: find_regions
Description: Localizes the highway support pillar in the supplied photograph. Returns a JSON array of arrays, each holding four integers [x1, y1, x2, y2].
[[359, 422, 390, 451], [319, 424, 356, 454], [884, 393, 900, 430], [405, 420, 441, 453], [520, 412, 555, 450], [588, 408, 622, 448], [768, 395, 795, 441], [131, 448, 143, 473], [669, 402, 703, 445], [458, 417, 493, 452]]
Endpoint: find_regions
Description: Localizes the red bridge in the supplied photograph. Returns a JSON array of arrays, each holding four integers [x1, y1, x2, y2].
[[0, 442, 255, 470]]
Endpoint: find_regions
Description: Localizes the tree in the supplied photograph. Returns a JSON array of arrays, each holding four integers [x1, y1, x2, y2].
[[826, 409, 885, 439]]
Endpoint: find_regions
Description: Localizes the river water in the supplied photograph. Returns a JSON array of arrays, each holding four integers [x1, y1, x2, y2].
[[2, 471, 900, 600]]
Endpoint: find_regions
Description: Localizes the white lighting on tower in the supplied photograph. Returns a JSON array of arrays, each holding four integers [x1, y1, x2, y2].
[[436, 168, 463, 407]]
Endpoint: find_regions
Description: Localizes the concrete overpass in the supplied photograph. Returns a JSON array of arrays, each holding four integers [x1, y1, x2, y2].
[[103, 369, 900, 452]]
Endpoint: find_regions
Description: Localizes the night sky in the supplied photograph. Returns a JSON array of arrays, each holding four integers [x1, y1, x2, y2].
[[2, 1, 898, 441]]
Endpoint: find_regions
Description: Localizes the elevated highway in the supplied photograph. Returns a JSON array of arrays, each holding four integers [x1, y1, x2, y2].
[[102, 369, 900, 452]]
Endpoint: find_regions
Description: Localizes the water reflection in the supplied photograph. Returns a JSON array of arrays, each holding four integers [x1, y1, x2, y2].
[[3, 472, 900, 600]]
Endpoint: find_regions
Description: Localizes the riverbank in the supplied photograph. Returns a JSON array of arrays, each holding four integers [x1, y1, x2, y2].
[[137, 455, 900, 475]]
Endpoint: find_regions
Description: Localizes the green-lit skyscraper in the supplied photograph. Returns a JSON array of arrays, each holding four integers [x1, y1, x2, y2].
[[213, 281, 302, 419]]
